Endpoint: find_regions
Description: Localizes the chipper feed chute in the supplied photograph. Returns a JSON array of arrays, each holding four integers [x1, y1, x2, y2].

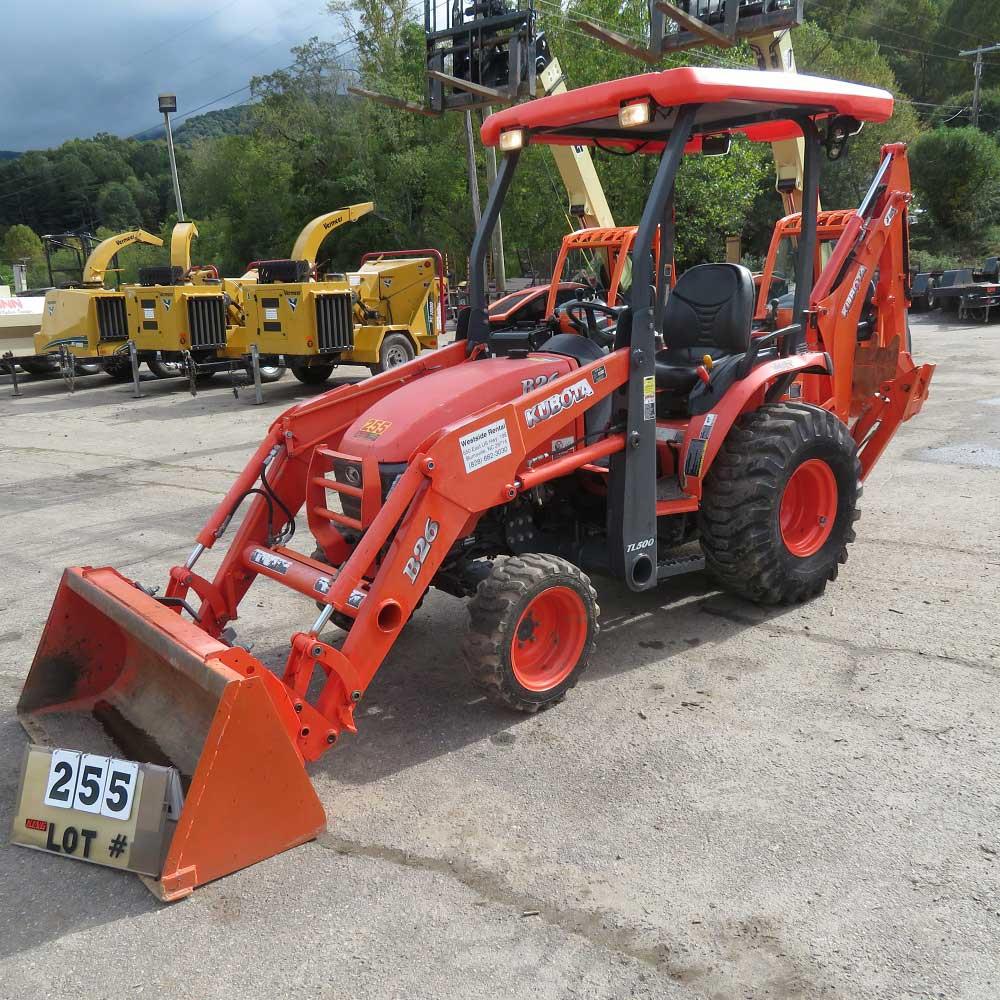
[[17, 566, 325, 901]]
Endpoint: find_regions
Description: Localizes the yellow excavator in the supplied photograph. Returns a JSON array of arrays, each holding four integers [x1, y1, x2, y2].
[[32, 229, 164, 379], [227, 203, 447, 385]]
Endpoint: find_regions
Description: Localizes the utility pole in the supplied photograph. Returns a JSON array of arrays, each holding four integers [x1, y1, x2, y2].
[[960, 42, 1000, 129]]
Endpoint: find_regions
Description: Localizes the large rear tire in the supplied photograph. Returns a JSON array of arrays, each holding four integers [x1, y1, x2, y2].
[[699, 403, 861, 605], [464, 554, 599, 713]]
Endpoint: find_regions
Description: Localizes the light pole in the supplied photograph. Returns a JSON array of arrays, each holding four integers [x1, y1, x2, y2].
[[158, 93, 185, 222]]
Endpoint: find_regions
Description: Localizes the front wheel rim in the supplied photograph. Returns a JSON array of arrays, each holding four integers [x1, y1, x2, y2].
[[780, 459, 838, 557], [384, 345, 409, 367], [510, 586, 587, 692]]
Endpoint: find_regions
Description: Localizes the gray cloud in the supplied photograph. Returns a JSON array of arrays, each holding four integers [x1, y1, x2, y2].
[[0, 0, 335, 150]]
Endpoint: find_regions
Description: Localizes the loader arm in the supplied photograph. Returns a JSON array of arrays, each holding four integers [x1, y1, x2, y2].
[[82, 229, 163, 284], [290, 203, 375, 265]]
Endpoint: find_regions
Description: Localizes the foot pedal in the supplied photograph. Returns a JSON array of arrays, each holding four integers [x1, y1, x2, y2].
[[656, 553, 705, 580]]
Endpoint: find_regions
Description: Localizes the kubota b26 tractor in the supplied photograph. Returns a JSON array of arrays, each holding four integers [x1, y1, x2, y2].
[[17, 67, 934, 900]]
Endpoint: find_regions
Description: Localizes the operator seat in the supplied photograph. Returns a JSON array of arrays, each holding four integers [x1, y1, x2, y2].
[[654, 263, 754, 399]]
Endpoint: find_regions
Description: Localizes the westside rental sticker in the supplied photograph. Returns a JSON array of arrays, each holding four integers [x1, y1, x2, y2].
[[459, 418, 512, 473]]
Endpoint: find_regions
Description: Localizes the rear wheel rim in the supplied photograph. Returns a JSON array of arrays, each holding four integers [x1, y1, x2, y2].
[[384, 344, 409, 367], [511, 586, 587, 692], [779, 458, 838, 557]]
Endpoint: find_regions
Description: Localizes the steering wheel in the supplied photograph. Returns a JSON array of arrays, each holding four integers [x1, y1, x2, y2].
[[556, 299, 622, 347]]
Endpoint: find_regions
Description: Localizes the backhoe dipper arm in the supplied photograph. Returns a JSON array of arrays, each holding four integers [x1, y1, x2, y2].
[[290, 203, 375, 265], [809, 142, 934, 473], [82, 229, 163, 284]]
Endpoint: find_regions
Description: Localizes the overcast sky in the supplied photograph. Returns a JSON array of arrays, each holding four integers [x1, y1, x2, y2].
[[0, 0, 340, 151]]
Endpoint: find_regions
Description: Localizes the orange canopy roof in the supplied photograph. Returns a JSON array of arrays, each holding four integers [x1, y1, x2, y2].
[[481, 67, 894, 153]]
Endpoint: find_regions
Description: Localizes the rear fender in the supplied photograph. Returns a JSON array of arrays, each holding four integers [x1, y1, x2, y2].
[[679, 351, 831, 498]]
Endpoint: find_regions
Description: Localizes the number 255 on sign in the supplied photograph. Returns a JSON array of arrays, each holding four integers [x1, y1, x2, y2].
[[10, 745, 178, 877]]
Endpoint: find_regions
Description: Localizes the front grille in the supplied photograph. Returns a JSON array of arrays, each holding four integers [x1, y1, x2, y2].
[[315, 293, 354, 353], [96, 295, 128, 342], [331, 457, 363, 522], [187, 295, 227, 349]]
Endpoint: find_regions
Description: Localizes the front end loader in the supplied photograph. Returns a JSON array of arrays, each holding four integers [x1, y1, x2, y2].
[[32, 229, 164, 379], [17, 67, 933, 900]]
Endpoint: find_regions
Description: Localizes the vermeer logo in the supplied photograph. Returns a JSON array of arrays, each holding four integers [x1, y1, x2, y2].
[[523, 378, 594, 429]]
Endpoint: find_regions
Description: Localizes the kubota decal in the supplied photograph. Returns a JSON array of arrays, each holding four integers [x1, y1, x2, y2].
[[523, 378, 594, 429], [403, 518, 439, 584], [841, 265, 868, 318]]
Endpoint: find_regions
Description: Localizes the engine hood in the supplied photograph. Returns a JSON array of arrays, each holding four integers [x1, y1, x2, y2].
[[342, 354, 574, 463]]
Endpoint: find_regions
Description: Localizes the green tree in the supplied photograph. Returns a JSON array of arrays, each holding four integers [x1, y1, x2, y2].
[[96, 181, 141, 230], [910, 126, 1000, 242], [1, 223, 46, 286]]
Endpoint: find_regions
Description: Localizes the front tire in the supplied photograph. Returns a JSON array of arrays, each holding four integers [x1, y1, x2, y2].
[[464, 554, 599, 712], [699, 403, 861, 605]]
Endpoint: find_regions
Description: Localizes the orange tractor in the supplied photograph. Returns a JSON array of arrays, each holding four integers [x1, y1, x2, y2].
[[18, 67, 934, 899]]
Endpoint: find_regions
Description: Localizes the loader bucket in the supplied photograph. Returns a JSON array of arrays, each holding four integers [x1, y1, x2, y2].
[[16, 566, 326, 901]]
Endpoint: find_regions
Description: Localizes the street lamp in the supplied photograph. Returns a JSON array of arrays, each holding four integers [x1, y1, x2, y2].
[[158, 93, 185, 222]]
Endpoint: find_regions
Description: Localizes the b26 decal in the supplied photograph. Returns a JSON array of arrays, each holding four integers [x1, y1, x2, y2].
[[403, 518, 440, 584]]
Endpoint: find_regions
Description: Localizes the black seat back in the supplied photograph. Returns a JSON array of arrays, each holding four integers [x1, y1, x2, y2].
[[661, 263, 754, 361]]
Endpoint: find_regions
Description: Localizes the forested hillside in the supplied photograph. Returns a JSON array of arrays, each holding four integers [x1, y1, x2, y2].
[[2, 0, 1000, 288]]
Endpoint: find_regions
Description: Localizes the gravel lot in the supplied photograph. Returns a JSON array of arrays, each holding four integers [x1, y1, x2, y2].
[[0, 312, 997, 999]]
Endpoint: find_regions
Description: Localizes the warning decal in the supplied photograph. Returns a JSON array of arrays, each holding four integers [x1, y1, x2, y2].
[[643, 375, 656, 421], [459, 418, 512, 473]]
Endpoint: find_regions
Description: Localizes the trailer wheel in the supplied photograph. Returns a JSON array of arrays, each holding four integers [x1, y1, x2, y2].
[[103, 355, 134, 381], [464, 554, 599, 712], [291, 360, 335, 385], [699, 403, 861, 605], [17, 357, 59, 377], [252, 361, 286, 384], [372, 333, 414, 374]]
